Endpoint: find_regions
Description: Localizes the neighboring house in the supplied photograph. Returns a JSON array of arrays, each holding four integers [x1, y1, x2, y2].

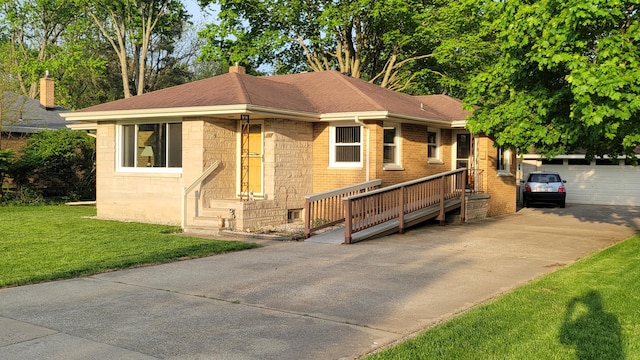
[[519, 150, 640, 206], [62, 66, 517, 231], [0, 75, 69, 153]]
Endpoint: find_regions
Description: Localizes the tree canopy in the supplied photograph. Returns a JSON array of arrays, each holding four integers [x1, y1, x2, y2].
[[198, 0, 448, 91], [0, 0, 106, 107], [0, 0, 214, 108], [82, 0, 192, 98], [465, 0, 640, 161]]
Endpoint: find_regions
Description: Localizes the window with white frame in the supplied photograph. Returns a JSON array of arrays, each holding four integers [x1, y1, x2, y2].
[[383, 124, 400, 166], [427, 129, 440, 161], [329, 125, 362, 168], [497, 146, 512, 174], [120, 122, 182, 170]]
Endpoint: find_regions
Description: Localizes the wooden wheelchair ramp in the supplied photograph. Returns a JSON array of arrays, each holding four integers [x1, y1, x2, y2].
[[305, 169, 467, 244]]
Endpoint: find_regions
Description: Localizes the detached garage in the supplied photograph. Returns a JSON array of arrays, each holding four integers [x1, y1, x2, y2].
[[520, 156, 640, 206]]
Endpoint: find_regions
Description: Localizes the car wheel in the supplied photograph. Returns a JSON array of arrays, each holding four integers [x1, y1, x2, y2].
[[559, 201, 565, 208]]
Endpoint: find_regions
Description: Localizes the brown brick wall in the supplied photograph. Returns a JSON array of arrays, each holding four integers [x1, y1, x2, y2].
[[476, 137, 517, 216], [312, 123, 367, 192], [312, 122, 456, 192], [378, 124, 453, 185]]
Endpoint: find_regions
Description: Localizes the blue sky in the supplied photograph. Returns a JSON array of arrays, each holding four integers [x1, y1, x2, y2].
[[184, 0, 218, 23]]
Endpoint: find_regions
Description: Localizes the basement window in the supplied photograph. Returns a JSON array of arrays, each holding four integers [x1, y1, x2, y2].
[[288, 209, 303, 223]]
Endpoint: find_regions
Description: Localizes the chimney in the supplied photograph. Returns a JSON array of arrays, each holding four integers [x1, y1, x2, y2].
[[229, 63, 246, 74], [40, 71, 55, 109]]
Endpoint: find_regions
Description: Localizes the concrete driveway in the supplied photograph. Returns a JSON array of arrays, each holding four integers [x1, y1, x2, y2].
[[1, 205, 639, 359]]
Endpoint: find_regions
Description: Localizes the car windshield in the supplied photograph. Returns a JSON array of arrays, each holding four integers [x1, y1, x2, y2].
[[530, 174, 560, 182]]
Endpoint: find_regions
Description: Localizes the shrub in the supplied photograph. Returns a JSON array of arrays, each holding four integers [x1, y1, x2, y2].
[[0, 149, 15, 199], [11, 129, 95, 201]]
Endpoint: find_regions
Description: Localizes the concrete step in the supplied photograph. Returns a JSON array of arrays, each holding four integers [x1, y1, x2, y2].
[[182, 225, 221, 236], [200, 207, 234, 218], [191, 216, 224, 229]]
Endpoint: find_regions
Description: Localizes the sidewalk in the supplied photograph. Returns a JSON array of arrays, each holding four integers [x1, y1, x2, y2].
[[1, 205, 638, 359]]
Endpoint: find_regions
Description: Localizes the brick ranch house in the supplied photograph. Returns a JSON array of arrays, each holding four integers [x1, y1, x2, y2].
[[62, 66, 517, 232]]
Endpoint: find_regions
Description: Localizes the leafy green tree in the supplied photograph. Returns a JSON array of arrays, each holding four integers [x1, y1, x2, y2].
[[0, 0, 105, 104], [198, 0, 440, 90], [465, 0, 640, 161], [12, 129, 95, 201], [82, 0, 191, 98], [414, 0, 499, 97], [198, 0, 499, 94], [145, 20, 207, 92]]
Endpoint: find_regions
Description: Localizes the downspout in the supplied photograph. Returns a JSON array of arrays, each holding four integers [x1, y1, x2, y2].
[[354, 115, 370, 182]]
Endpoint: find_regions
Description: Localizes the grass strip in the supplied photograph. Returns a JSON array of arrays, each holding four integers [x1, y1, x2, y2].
[[367, 235, 640, 359], [0, 205, 258, 288]]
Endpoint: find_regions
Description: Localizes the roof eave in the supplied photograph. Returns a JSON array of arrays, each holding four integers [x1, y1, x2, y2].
[[66, 121, 98, 131], [60, 105, 467, 128], [60, 104, 320, 122], [451, 120, 468, 128], [320, 111, 463, 128]]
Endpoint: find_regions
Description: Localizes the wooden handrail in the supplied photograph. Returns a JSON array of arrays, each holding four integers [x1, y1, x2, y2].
[[181, 161, 221, 229], [343, 169, 467, 244], [304, 179, 382, 238]]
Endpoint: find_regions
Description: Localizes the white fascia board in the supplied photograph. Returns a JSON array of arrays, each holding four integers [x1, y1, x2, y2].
[[319, 111, 391, 121], [60, 104, 319, 122], [65, 121, 98, 131], [451, 120, 468, 128], [246, 105, 319, 121], [60, 105, 252, 121], [319, 111, 456, 127], [522, 154, 587, 159]]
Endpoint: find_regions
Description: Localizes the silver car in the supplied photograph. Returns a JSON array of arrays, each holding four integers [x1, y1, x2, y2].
[[523, 171, 567, 208]]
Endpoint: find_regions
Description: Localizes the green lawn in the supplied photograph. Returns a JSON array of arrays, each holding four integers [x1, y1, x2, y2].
[[367, 234, 640, 359], [0, 205, 258, 288]]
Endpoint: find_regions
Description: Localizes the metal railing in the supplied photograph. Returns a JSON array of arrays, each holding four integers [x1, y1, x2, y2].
[[468, 167, 484, 193], [304, 179, 382, 238], [343, 169, 467, 244]]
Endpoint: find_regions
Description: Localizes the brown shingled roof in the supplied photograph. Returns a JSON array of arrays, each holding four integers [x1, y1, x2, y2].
[[414, 94, 473, 121], [74, 70, 469, 124], [268, 71, 448, 120], [79, 72, 315, 113]]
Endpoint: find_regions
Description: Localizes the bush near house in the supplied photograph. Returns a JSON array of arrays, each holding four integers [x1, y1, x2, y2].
[[8, 129, 95, 203], [0, 149, 14, 198]]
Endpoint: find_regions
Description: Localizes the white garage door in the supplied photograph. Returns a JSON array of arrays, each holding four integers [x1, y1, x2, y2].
[[521, 160, 640, 206]]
